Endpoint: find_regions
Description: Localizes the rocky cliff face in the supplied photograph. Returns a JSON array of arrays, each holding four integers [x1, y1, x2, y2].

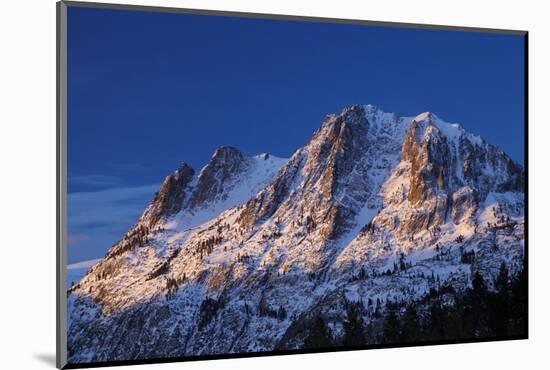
[[67, 105, 525, 363], [142, 163, 195, 228], [188, 146, 249, 210]]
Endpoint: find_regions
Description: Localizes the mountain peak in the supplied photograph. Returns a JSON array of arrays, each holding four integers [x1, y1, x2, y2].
[[413, 111, 437, 123], [410, 112, 469, 144], [255, 152, 271, 161], [340, 104, 367, 121], [187, 146, 248, 210], [201, 146, 248, 177], [174, 162, 194, 176], [363, 103, 379, 113], [211, 145, 242, 158]]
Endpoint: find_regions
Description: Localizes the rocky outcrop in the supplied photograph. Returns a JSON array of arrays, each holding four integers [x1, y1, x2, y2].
[[188, 146, 249, 209], [459, 136, 524, 198], [140, 163, 195, 228], [399, 113, 451, 234], [402, 113, 450, 205], [238, 105, 371, 243], [396, 112, 523, 236]]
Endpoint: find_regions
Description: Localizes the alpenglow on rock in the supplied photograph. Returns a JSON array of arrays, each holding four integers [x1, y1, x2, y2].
[[67, 105, 525, 363]]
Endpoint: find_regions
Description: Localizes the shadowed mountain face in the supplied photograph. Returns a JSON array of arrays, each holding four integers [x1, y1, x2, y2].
[[67, 105, 525, 363]]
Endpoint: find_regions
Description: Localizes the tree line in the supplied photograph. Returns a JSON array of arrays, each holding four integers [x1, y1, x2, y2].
[[302, 262, 527, 349]]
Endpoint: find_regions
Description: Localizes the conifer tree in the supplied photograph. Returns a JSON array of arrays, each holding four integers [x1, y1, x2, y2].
[[342, 304, 366, 346], [303, 316, 332, 349]]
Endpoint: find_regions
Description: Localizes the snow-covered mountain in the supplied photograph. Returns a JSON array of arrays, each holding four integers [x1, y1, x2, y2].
[[67, 105, 525, 363]]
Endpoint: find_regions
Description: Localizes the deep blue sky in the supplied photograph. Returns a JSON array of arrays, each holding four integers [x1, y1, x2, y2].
[[67, 6, 525, 263]]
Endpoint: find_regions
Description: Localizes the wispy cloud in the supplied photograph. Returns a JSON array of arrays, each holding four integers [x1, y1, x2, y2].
[[69, 174, 124, 189], [67, 258, 102, 270], [109, 162, 149, 174], [67, 233, 90, 247], [68, 184, 159, 263]]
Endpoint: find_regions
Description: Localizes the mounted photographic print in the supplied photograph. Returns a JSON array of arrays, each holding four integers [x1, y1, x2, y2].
[[56, 1, 528, 368]]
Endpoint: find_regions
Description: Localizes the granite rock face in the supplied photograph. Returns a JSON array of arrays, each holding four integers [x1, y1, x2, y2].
[[188, 146, 249, 210], [141, 163, 195, 228]]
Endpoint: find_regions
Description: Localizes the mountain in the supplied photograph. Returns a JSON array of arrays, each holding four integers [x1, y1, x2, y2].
[[67, 105, 525, 363]]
